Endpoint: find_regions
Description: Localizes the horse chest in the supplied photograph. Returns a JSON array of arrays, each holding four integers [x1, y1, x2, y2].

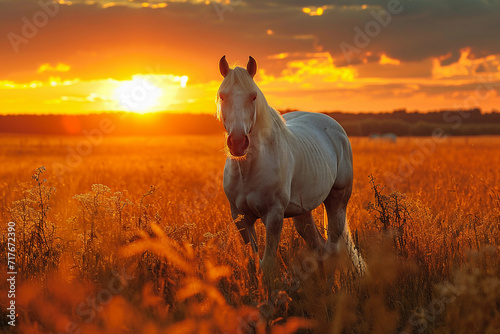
[[224, 160, 285, 218]]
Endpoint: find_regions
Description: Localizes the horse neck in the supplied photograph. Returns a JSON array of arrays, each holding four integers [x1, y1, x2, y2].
[[253, 101, 291, 145], [235, 103, 289, 178]]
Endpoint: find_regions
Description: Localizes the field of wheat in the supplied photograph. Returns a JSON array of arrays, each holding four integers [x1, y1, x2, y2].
[[0, 134, 499, 334]]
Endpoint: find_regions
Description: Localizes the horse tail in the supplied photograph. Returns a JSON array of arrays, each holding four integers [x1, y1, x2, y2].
[[342, 219, 368, 276]]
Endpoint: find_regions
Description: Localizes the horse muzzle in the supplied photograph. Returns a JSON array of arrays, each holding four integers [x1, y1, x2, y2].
[[227, 134, 249, 157]]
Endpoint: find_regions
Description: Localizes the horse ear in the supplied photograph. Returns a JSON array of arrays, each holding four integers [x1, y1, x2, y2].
[[219, 55, 230, 77], [247, 56, 257, 78]]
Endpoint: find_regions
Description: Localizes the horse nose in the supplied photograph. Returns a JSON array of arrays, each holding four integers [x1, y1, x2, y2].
[[227, 134, 249, 157]]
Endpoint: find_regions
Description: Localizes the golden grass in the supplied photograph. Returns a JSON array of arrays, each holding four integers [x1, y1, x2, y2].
[[0, 135, 499, 333]]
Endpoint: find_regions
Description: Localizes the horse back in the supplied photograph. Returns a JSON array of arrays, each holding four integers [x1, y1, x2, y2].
[[283, 111, 353, 190]]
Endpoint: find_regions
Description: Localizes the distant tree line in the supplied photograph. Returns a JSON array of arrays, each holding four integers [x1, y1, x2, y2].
[[1, 109, 499, 136], [306, 108, 500, 136]]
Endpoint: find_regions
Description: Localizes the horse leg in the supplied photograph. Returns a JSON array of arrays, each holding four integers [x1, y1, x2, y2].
[[292, 211, 326, 252], [323, 183, 367, 276], [231, 205, 257, 252], [260, 210, 284, 285], [230, 206, 261, 288], [293, 211, 327, 277]]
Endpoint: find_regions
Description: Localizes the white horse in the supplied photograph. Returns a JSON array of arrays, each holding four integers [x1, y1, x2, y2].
[[217, 56, 367, 282]]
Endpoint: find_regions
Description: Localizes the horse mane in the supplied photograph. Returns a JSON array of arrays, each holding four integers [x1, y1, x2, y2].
[[217, 66, 291, 138]]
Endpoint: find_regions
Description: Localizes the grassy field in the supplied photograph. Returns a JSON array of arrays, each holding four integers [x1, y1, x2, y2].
[[0, 134, 499, 333]]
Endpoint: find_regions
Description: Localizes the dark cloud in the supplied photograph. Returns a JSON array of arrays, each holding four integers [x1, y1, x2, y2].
[[256, 0, 500, 65], [1, 0, 499, 82], [213, 0, 500, 68]]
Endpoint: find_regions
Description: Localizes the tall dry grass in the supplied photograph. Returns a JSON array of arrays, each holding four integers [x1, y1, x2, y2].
[[0, 135, 499, 333]]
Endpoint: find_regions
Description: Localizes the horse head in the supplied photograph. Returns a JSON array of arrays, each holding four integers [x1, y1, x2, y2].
[[217, 56, 258, 157]]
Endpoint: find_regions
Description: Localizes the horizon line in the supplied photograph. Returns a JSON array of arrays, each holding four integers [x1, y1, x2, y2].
[[0, 107, 496, 117]]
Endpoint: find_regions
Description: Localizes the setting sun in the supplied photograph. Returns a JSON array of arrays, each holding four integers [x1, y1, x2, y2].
[[113, 76, 163, 114]]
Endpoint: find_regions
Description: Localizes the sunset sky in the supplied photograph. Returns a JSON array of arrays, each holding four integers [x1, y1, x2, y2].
[[1, 0, 500, 115]]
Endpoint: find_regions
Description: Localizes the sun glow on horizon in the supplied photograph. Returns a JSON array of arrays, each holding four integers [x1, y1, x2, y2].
[[2, 51, 500, 115], [113, 76, 163, 114]]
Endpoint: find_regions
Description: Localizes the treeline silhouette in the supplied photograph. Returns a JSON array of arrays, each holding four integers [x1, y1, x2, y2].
[[1, 109, 499, 136], [323, 108, 500, 136]]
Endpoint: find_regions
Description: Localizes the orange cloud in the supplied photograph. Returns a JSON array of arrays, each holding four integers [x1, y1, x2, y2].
[[302, 6, 326, 16], [37, 63, 71, 73], [279, 55, 357, 83], [379, 54, 400, 66], [431, 48, 500, 79]]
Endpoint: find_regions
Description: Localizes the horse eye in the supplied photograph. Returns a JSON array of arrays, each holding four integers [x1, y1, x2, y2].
[[219, 93, 226, 101], [251, 94, 257, 102]]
